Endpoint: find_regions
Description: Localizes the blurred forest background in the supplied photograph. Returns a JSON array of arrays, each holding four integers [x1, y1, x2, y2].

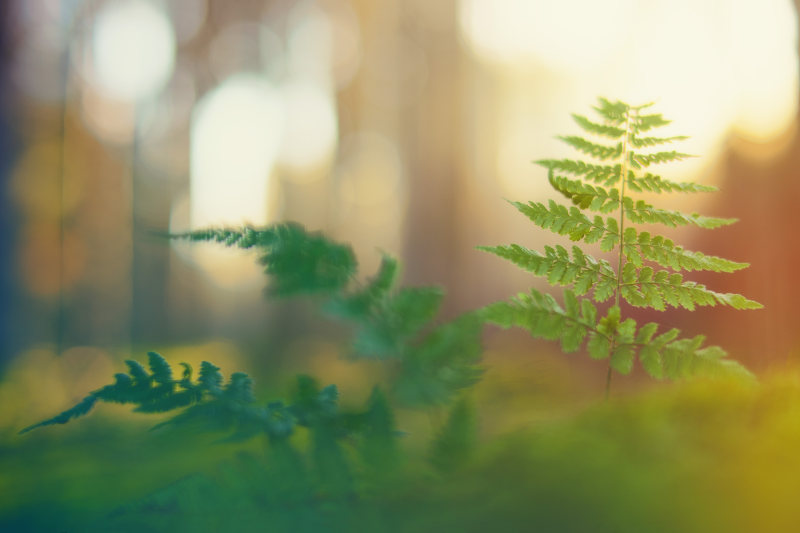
[[1, 0, 799, 400]]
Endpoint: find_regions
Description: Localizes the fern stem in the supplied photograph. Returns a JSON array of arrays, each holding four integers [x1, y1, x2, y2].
[[606, 105, 634, 398]]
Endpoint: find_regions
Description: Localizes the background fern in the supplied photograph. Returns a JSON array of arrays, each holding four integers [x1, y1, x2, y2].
[[173, 224, 484, 406], [25, 223, 483, 434], [481, 98, 761, 391]]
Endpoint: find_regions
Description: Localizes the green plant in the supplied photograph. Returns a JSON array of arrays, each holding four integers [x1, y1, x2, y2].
[[19, 225, 483, 517], [22, 224, 482, 423], [171, 224, 484, 407], [480, 98, 761, 395]]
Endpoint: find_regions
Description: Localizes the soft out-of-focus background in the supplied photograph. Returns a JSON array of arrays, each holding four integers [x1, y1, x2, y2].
[[2, 0, 800, 390], [5, 1, 800, 531]]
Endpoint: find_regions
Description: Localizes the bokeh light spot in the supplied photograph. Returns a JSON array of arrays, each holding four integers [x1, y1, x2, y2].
[[91, 0, 176, 101]]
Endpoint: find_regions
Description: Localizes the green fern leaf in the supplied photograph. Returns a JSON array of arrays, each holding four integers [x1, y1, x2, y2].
[[623, 197, 737, 228], [660, 336, 752, 380], [326, 254, 399, 319], [638, 345, 663, 378], [351, 287, 444, 359], [558, 136, 623, 160], [511, 200, 616, 245], [482, 98, 761, 390], [179, 362, 193, 381], [622, 230, 747, 272], [224, 372, 255, 404], [429, 397, 476, 474], [125, 360, 150, 383], [571, 114, 625, 138], [593, 97, 628, 123], [620, 322, 752, 380], [361, 387, 399, 473], [478, 244, 617, 302], [620, 269, 762, 311], [625, 172, 716, 194], [482, 288, 601, 353], [147, 351, 173, 385], [19, 395, 98, 434], [199, 361, 223, 395], [630, 150, 694, 169], [548, 174, 621, 213], [586, 331, 611, 360], [611, 344, 636, 374], [629, 134, 689, 148], [393, 313, 484, 407], [171, 223, 357, 296], [535, 159, 622, 186], [633, 112, 671, 133]]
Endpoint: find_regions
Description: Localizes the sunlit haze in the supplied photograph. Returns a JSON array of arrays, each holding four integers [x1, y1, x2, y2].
[[460, 0, 798, 195], [190, 73, 284, 229], [91, 0, 176, 102]]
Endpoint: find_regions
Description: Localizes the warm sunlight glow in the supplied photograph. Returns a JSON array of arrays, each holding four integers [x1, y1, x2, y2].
[[459, 0, 633, 71], [277, 81, 338, 176], [190, 73, 284, 228], [334, 133, 406, 274], [91, 0, 176, 102], [185, 74, 284, 287], [459, 0, 798, 197], [729, 0, 798, 142]]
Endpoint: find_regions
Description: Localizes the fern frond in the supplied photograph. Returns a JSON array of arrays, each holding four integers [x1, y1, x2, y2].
[[629, 134, 689, 148], [225, 373, 256, 404], [621, 229, 747, 272], [626, 172, 716, 194], [483, 97, 760, 390], [482, 289, 604, 354], [199, 361, 223, 395], [478, 244, 616, 301], [659, 338, 752, 380], [351, 287, 444, 359], [394, 313, 484, 407], [633, 112, 671, 133], [571, 114, 625, 138], [429, 397, 476, 473], [125, 359, 150, 383], [21, 355, 208, 432], [361, 387, 399, 473], [484, 288, 752, 381], [147, 351, 173, 385], [623, 197, 737, 228], [170, 225, 264, 248], [511, 200, 619, 250], [629, 150, 694, 169], [593, 98, 628, 123], [618, 265, 763, 311], [180, 222, 485, 409], [558, 136, 623, 160], [289, 375, 339, 426], [535, 159, 621, 186], [325, 255, 399, 320], [548, 174, 621, 213], [171, 222, 357, 296], [632, 326, 752, 380], [19, 395, 99, 433]]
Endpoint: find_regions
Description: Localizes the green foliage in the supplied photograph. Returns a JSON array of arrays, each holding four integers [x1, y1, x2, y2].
[[20, 222, 486, 529], [172, 225, 483, 407], [429, 397, 476, 474], [392, 313, 485, 407], [171, 223, 357, 296], [361, 387, 400, 475], [482, 98, 761, 385]]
